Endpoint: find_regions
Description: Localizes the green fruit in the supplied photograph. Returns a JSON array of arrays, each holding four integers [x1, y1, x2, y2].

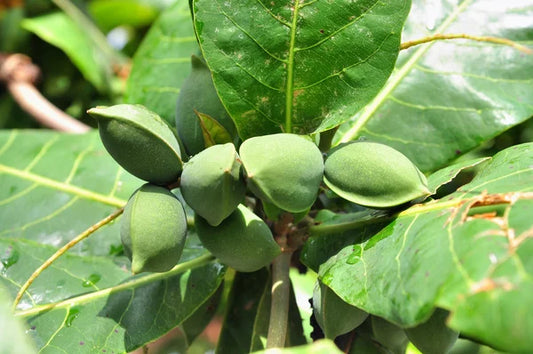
[[371, 316, 408, 353], [121, 184, 187, 274], [324, 142, 430, 208], [180, 143, 246, 226], [239, 133, 324, 213], [88, 104, 183, 185], [405, 308, 459, 354], [175, 55, 237, 155], [313, 280, 368, 339], [195, 204, 281, 272]]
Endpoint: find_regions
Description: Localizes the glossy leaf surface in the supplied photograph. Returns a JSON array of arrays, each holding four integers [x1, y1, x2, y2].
[[318, 143, 533, 351], [336, 0, 533, 172], [193, 0, 411, 138]]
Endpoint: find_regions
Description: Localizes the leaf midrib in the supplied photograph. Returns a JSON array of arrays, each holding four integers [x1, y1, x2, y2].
[[0, 164, 126, 207], [285, 0, 301, 133]]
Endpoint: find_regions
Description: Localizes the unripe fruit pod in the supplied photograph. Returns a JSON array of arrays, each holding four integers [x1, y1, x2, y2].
[[88, 104, 183, 185], [239, 133, 324, 213], [195, 204, 281, 272], [404, 308, 459, 354], [371, 316, 408, 353], [180, 143, 246, 226], [324, 142, 430, 208], [121, 184, 187, 274], [313, 280, 369, 339], [175, 55, 237, 156]]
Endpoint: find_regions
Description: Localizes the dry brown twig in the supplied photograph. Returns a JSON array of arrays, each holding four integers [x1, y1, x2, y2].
[[0, 53, 90, 133]]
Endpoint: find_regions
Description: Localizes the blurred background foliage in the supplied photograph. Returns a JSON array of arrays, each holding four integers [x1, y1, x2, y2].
[[0, 0, 175, 129]]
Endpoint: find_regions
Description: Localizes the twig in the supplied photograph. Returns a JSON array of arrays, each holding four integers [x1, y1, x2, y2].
[[12, 207, 124, 311], [401, 33, 532, 54], [0, 53, 91, 133], [266, 250, 292, 348]]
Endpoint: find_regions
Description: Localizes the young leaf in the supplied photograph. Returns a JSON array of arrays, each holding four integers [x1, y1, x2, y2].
[[193, 0, 411, 138], [196, 111, 234, 147]]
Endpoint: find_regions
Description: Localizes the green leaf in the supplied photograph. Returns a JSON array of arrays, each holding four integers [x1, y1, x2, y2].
[[193, 0, 411, 138], [318, 143, 533, 352], [88, 0, 159, 31], [427, 157, 490, 194], [0, 131, 139, 256], [2, 236, 222, 352], [0, 283, 37, 354], [336, 1, 533, 172], [0, 130, 224, 352], [181, 282, 224, 345], [125, 0, 199, 126], [197, 111, 234, 147], [217, 269, 270, 354], [21, 12, 110, 91]]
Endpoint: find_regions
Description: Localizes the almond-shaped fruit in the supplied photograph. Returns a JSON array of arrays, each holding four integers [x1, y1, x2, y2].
[[121, 183, 187, 274], [324, 142, 430, 208], [88, 104, 183, 185], [239, 133, 324, 213], [175, 55, 237, 155], [195, 204, 281, 272], [180, 143, 245, 226], [313, 280, 368, 339]]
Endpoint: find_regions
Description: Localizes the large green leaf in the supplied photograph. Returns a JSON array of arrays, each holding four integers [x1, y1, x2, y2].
[[193, 0, 411, 138], [21, 12, 110, 92], [317, 143, 533, 351], [336, 0, 533, 172], [0, 131, 139, 256], [125, 0, 199, 126], [0, 130, 225, 352], [1, 236, 223, 352]]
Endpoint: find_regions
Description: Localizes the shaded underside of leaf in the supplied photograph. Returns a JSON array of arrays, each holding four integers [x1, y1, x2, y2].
[[317, 143, 533, 351], [125, 0, 199, 126], [194, 0, 411, 139], [336, 0, 533, 172]]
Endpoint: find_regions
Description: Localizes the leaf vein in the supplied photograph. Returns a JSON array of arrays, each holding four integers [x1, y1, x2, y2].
[[0, 197, 80, 236], [0, 164, 126, 207], [24, 135, 60, 172], [219, 6, 287, 63], [295, 0, 379, 52], [0, 130, 17, 157], [256, 0, 291, 28]]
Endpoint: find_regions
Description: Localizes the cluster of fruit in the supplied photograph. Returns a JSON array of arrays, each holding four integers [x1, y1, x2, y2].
[[87, 100, 430, 275]]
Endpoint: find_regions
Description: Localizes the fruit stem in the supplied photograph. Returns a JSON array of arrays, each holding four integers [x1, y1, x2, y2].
[[266, 250, 293, 348], [12, 207, 124, 311]]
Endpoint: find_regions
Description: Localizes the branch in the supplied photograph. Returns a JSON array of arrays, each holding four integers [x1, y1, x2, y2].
[[401, 33, 532, 54], [0, 53, 91, 133], [267, 213, 294, 348], [12, 208, 124, 311]]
